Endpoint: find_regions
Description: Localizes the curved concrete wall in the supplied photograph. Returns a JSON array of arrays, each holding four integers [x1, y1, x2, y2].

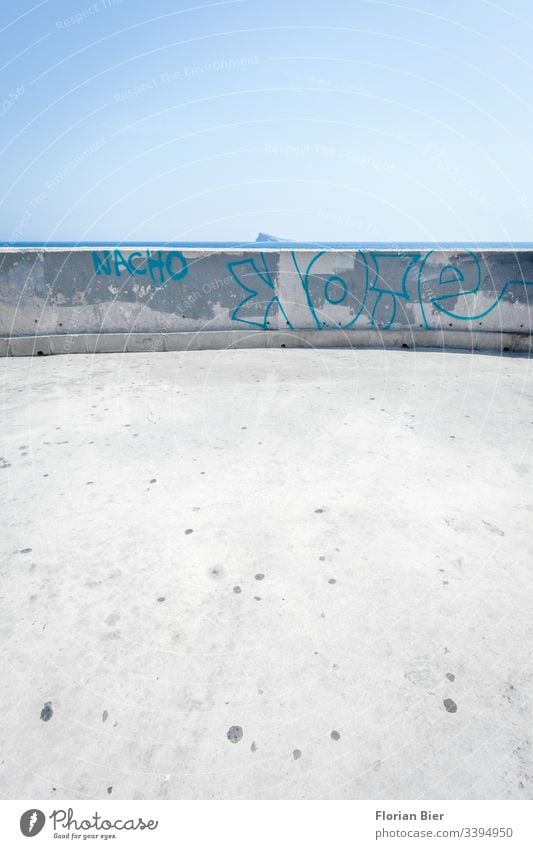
[[1, 246, 532, 354]]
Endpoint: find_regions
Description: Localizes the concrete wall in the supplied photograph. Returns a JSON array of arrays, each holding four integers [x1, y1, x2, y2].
[[1, 246, 532, 354]]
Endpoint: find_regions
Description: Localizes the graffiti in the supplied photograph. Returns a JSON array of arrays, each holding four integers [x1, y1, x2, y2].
[[417, 251, 532, 326], [290, 250, 367, 329], [7, 247, 529, 339], [228, 254, 294, 329], [229, 250, 533, 331], [366, 252, 422, 329], [92, 249, 188, 287]]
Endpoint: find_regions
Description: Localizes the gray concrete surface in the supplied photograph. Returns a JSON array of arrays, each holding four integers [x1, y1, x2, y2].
[[0, 347, 532, 800], [1, 328, 532, 358], [1, 247, 533, 353]]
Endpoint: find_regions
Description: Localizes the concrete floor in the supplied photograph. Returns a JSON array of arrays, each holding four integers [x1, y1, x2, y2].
[[0, 347, 532, 800]]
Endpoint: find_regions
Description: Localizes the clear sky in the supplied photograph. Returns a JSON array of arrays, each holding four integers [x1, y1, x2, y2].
[[2, 0, 533, 243]]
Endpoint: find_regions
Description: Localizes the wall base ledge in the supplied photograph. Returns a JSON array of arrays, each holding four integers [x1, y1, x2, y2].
[[0, 329, 531, 357]]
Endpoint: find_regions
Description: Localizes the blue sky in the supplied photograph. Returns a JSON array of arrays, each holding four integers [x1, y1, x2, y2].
[[2, 0, 533, 243]]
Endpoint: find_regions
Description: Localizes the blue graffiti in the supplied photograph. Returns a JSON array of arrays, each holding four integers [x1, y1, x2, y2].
[[92, 249, 188, 287], [365, 252, 421, 328], [418, 250, 533, 326], [229, 250, 533, 330], [228, 253, 293, 329], [290, 250, 369, 329]]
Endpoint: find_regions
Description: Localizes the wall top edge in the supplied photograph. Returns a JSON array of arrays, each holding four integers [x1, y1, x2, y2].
[[2, 242, 533, 253]]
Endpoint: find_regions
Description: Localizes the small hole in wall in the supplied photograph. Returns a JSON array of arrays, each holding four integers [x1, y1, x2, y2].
[[34, 319, 38, 323], [503, 346, 509, 352], [401, 343, 409, 349], [37, 350, 44, 356], [280, 343, 286, 348], [448, 323, 452, 327]]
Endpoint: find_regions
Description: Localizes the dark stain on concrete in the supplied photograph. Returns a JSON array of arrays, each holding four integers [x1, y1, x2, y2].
[[102, 710, 108, 722], [482, 520, 505, 537], [328, 578, 337, 584], [444, 698, 458, 713], [293, 749, 302, 760], [184, 528, 193, 535], [157, 597, 165, 602], [330, 730, 341, 741], [314, 508, 325, 514], [20, 548, 32, 554], [227, 725, 243, 744], [255, 573, 265, 581], [446, 673, 455, 682], [251, 741, 257, 752], [40, 702, 53, 722], [233, 586, 242, 594]]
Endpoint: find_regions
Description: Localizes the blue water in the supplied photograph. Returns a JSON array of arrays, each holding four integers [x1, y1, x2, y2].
[[3, 241, 533, 249]]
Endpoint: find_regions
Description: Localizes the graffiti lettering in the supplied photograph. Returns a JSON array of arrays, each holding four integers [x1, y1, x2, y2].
[[92, 249, 188, 287], [228, 254, 294, 329], [230, 250, 533, 331]]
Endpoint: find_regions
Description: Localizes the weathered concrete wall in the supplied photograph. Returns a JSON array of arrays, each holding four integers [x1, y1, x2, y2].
[[1, 247, 532, 354]]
